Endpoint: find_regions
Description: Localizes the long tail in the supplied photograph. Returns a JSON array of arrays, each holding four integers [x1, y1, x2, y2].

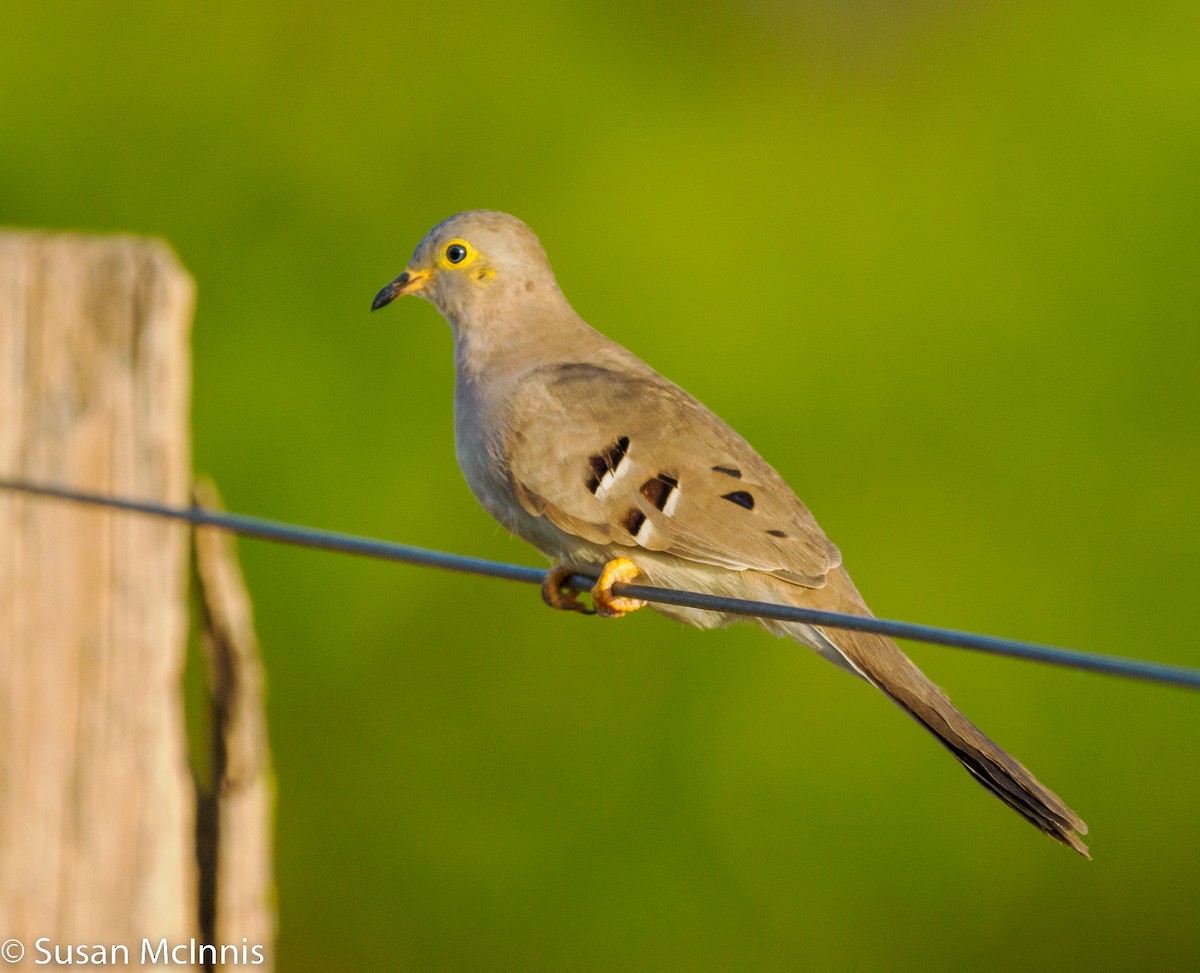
[[772, 568, 1090, 857]]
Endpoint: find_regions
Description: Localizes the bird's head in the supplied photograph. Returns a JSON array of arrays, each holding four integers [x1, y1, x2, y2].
[[371, 210, 560, 322]]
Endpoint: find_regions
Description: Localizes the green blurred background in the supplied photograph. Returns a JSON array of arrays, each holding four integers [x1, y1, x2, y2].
[[4, 1, 1199, 969]]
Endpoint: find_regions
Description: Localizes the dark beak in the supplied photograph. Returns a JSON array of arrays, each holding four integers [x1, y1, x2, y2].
[[371, 269, 430, 311]]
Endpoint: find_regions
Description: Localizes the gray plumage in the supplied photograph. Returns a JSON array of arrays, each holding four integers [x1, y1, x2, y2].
[[372, 210, 1089, 857]]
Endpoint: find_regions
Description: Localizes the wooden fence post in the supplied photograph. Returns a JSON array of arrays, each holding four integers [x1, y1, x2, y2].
[[0, 231, 274, 969]]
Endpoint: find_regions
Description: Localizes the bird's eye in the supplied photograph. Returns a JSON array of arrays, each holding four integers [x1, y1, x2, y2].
[[445, 243, 468, 264]]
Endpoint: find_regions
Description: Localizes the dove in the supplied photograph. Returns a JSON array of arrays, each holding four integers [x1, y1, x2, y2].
[[371, 210, 1088, 856]]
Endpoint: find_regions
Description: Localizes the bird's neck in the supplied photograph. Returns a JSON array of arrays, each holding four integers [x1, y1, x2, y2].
[[449, 291, 601, 384]]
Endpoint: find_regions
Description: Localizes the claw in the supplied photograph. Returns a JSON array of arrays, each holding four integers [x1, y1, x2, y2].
[[541, 564, 594, 614], [591, 557, 645, 618]]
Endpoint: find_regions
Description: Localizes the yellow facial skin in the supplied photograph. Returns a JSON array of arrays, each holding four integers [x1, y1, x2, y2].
[[439, 239, 497, 284], [371, 237, 493, 311]]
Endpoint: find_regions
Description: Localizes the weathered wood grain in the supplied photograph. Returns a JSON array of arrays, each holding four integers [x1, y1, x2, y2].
[[0, 232, 196, 966], [193, 479, 276, 972]]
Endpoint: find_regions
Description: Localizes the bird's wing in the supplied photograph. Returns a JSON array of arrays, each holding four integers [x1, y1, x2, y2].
[[503, 362, 841, 586]]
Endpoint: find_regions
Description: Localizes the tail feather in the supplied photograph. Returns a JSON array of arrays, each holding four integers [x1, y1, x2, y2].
[[776, 568, 1090, 857]]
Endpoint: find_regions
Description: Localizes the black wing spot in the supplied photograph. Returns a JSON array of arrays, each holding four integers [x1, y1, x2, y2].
[[639, 474, 679, 511], [766, 529, 786, 538], [722, 490, 755, 510], [585, 457, 606, 493], [586, 435, 631, 493], [712, 465, 742, 478], [623, 507, 647, 537]]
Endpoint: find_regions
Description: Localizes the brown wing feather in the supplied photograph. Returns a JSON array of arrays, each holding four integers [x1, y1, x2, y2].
[[505, 363, 841, 586]]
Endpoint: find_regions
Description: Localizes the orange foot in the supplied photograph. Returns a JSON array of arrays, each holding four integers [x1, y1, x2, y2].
[[541, 559, 647, 618], [541, 564, 594, 614], [591, 557, 646, 619]]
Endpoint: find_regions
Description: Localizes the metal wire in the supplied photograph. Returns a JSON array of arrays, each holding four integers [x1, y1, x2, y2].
[[2, 476, 1198, 691]]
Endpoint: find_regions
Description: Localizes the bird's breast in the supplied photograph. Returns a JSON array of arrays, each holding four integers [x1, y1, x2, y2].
[[452, 371, 600, 565], [453, 379, 510, 509]]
